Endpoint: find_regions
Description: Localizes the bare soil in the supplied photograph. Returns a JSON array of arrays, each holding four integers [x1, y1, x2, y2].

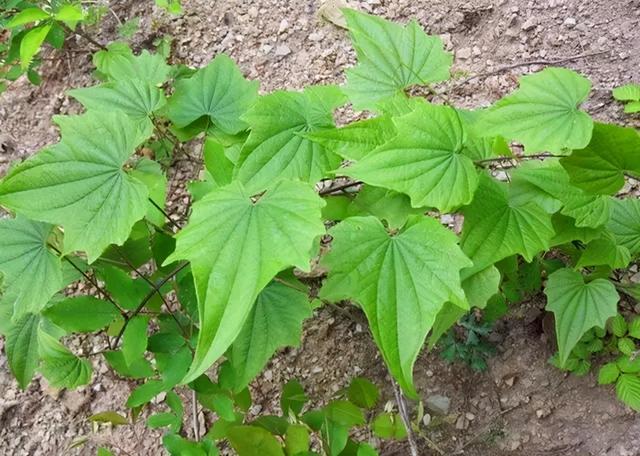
[[1, 0, 640, 455]]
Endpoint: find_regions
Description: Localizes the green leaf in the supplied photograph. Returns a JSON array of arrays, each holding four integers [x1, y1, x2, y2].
[[229, 281, 312, 391], [281, 379, 308, 416], [166, 54, 258, 134], [325, 400, 365, 427], [346, 185, 420, 229], [346, 377, 379, 409], [89, 411, 129, 425], [54, 4, 84, 23], [126, 379, 165, 407], [624, 101, 640, 113], [560, 123, 640, 195], [19, 24, 50, 71], [618, 337, 636, 355], [6, 8, 50, 27], [130, 158, 168, 226], [103, 350, 154, 378], [628, 317, 640, 339], [163, 434, 208, 456], [166, 180, 324, 383], [476, 67, 593, 153], [358, 443, 379, 456], [122, 316, 148, 366], [235, 86, 345, 194], [576, 233, 631, 269], [107, 49, 170, 85], [613, 84, 640, 101], [544, 268, 618, 366], [617, 356, 640, 374], [97, 448, 115, 456], [461, 265, 501, 309], [510, 159, 611, 229], [303, 115, 397, 161], [5, 313, 40, 389], [96, 266, 149, 311], [68, 79, 166, 125], [0, 112, 150, 262], [610, 314, 628, 337], [38, 328, 92, 388], [147, 412, 179, 429], [550, 214, 603, 246], [461, 175, 554, 271], [227, 426, 286, 456], [616, 374, 640, 412], [427, 302, 466, 349], [608, 198, 640, 256], [371, 413, 407, 440], [285, 424, 310, 456], [344, 103, 477, 212], [321, 216, 471, 397], [0, 217, 62, 318], [342, 9, 451, 110], [43, 296, 119, 333]]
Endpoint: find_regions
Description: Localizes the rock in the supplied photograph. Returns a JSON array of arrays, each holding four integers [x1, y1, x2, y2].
[[563, 17, 577, 28], [422, 413, 432, 426], [457, 47, 472, 60], [425, 394, 450, 416], [455, 415, 468, 430], [522, 18, 537, 31], [465, 412, 476, 421], [275, 45, 292, 57], [308, 32, 324, 42], [247, 6, 258, 18], [278, 19, 289, 34]]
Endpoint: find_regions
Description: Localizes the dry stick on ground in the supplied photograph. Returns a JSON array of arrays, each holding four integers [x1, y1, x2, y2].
[[450, 50, 610, 89], [391, 381, 421, 456], [318, 180, 363, 196], [192, 390, 200, 440]]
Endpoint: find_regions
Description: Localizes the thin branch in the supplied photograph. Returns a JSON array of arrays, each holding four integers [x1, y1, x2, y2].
[[113, 261, 190, 347], [60, 23, 107, 51], [273, 277, 309, 294], [391, 381, 420, 456], [474, 152, 567, 166], [453, 50, 610, 88], [148, 197, 183, 231], [192, 390, 200, 440], [319, 180, 363, 196]]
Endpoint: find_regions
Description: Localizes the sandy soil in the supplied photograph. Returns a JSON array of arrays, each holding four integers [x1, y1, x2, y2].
[[1, 0, 640, 455]]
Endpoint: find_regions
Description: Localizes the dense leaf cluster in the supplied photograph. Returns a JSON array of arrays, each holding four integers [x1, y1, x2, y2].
[[1, 7, 640, 455]]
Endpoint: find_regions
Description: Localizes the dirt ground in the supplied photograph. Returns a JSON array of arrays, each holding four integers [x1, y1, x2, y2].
[[1, 0, 640, 455]]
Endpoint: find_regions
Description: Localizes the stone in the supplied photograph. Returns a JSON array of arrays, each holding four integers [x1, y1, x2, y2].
[[274, 45, 291, 57], [278, 19, 289, 34], [425, 394, 450, 416], [455, 415, 468, 430], [308, 32, 324, 42], [422, 413, 432, 426], [564, 17, 577, 28], [457, 47, 472, 60], [522, 18, 537, 31], [465, 412, 476, 420]]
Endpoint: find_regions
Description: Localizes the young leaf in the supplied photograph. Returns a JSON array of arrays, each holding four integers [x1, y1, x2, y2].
[[163, 434, 208, 456], [96, 265, 149, 311], [6, 8, 50, 28], [229, 281, 312, 391], [104, 350, 154, 379], [610, 314, 628, 337], [608, 198, 640, 256], [166, 180, 324, 383], [5, 313, 40, 389], [0, 112, 150, 262], [126, 379, 165, 407], [613, 84, 640, 101], [616, 374, 640, 412], [122, 316, 148, 366], [38, 328, 92, 388], [476, 67, 593, 153], [628, 317, 640, 339], [235, 86, 345, 193], [618, 337, 636, 355], [20, 24, 51, 70], [347, 377, 380, 409], [321, 216, 471, 397], [342, 9, 452, 110], [89, 411, 129, 425], [281, 380, 308, 416], [0, 217, 62, 318], [461, 175, 554, 272], [560, 123, 640, 195], [285, 424, 310, 456], [346, 185, 420, 229], [544, 268, 618, 366], [227, 426, 285, 456], [43, 296, 119, 333], [166, 54, 258, 134], [344, 103, 478, 212], [371, 413, 407, 440]]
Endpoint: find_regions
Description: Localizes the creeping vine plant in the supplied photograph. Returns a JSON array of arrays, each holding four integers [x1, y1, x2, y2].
[[1, 7, 640, 455]]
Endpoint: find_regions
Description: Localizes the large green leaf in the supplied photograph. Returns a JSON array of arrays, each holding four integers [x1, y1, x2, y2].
[[229, 281, 312, 391], [461, 175, 554, 271], [43, 296, 120, 333], [5, 313, 40, 388], [476, 67, 593, 153], [165, 54, 259, 134], [320, 216, 471, 397], [342, 9, 452, 110], [608, 198, 640, 256], [344, 103, 478, 212], [0, 217, 62, 318], [544, 268, 618, 365], [0, 112, 150, 262], [68, 79, 166, 125], [560, 123, 640, 195], [510, 159, 611, 228], [166, 180, 324, 383], [100, 48, 170, 85], [235, 85, 345, 193]]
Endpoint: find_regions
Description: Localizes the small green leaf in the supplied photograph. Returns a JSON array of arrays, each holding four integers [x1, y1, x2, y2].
[[476, 67, 593, 153], [285, 424, 310, 456], [163, 434, 207, 456], [347, 377, 380, 409], [5, 313, 40, 389], [372, 413, 407, 440], [20, 24, 51, 70], [610, 314, 628, 337], [325, 400, 365, 427], [545, 269, 618, 365], [44, 296, 119, 333], [122, 316, 148, 366], [576, 234, 631, 270], [281, 380, 308, 416], [89, 411, 129, 425], [617, 356, 640, 374], [618, 337, 636, 355], [38, 328, 92, 388], [107, 49, 170, 85], [97, 448, 115, 456], [126, 380, 165, 407], [628, 317, 640, 339], [7, 8, 50, 27], [598, 363, 620, 385], [344, 102, 478, 212], [147, 412, 179, 429], [613, 84, 640, 101], [616, 374, 640, 412], [227, 425, 286, 456], [166, 54, 258, 134], [342, 9, 452, 110], [54, 4, 84, 23], [103, 350, 154, 379]]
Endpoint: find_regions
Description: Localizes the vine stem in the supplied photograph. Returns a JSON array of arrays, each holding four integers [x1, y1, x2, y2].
[[113, 261, 190, 347], [59, 23, 107, 51], [391, 381, 420, 456], [319, 180, 363, 196], [474, 152, 567, 166], [148, 197, 183, 231]]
